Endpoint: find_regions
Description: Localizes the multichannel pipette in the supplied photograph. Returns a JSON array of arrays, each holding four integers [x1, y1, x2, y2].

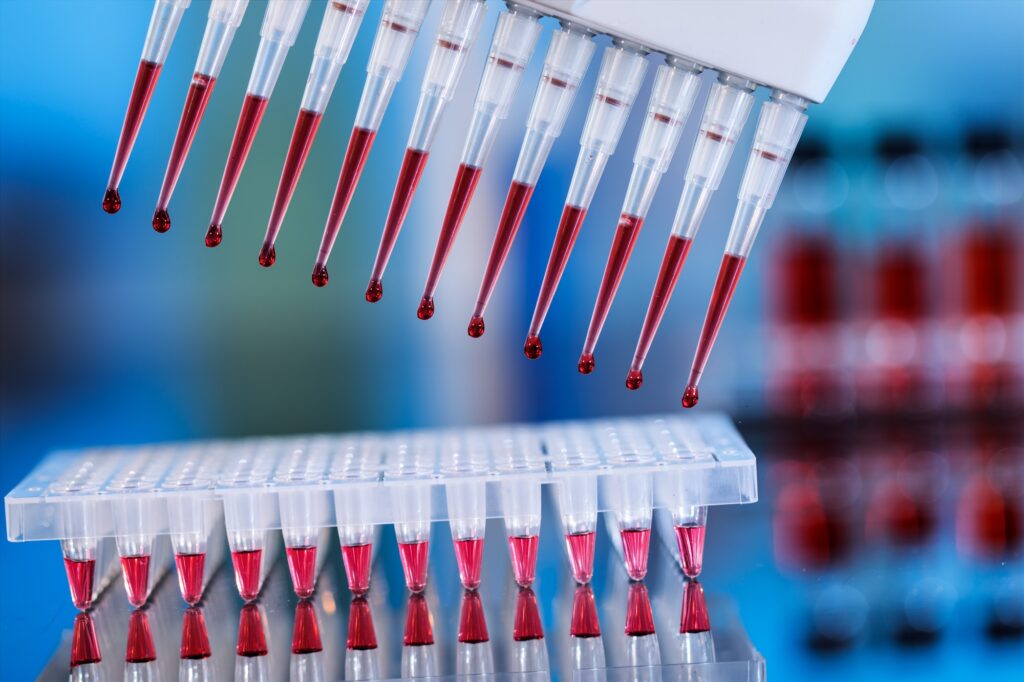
[[625, 73, 756, 390], [364, 0, 488, 299], [467, 23, 596, 337], [151, 0, 249, 233], [576, 58, 703, 373], [415, 5, 542, 319], [102, 0, 191, 214], [682, 91, 808, 407], [307, 0, 428, 284], [260, 0, 427, 269], [203, 0, 320, 248], [523, 42, 648, 359]]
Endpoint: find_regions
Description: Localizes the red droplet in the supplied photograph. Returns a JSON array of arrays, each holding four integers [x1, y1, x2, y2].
[[620, 528, 651, 581], [682, 385, 699, 408], [70, 613, 101, 668], [64, 557, 96, 611], [416, 296, 434, 320], [236, 604, 268, 657], [292, 600, 323, 654], [458, 590, 490, 643], [347, 597, 378, 650], [152, 209, 171, 233], [120, 554, 151, 608], [508, 535, 539, 587], [174, 552, 205, 605], [341, 542, 372, 596], [454, 537, 484, 589], [524, 335, 543, 360], [403, 593, 435, 646], [258, 242, 276, 268], [577, 353, 595, 375], [570, 584, 601, 638], [398, 540, 430, 593], [626, 370, 643, 390], [513, 587, 544, 641], [565, 530, 596, 584], [467, 315, 485, 338], [102, 188, 122, 214], [680, 580, 711, 633], [180, 608, 212, 660], [625, 582, 656, 637], [675, 524, 706, 578], [286, 545, 318, 599], [231, 548, 263, 602], [365, 279, 383, 303], [126, 610, 157, 663], [312, 263, 329, 288], [205, 224, 222, 248]]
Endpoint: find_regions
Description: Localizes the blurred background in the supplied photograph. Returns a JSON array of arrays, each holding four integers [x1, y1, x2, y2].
[[1, 0, 1022, 678]]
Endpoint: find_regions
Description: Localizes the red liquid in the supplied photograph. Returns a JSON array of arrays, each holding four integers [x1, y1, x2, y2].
[[579, 214, 644, 372], [261, 108, 324, 265], [121, 554, 151, 607], [570, 584, 601, 638], [876, 244, 926, 320], [347, 597, 378, 650], [367, 147, 430, 298], [507, 534, 539, 587], [71, 613, 101, 668], [231, 548, 263, 602], [565, 530, 596, 584], [628, 235, 694, 388], [104, 59, 163, 212], [625, 582, 655, 637], [207, 93, 269, 246], [236, 604, 268, 657], [524, 335, 543, 360], [417, 296, 434, 320], [513, 588, 544, 641], [341, 543, 372, 595], [683, 253, 747, 408], [526, 205, 588, 348], [869, 484, 936, 548], [620, 528, 651, 581], [773, 481, 847, 571], [674, 525, 706, 579], [126, 610, 157, 663], [468, 316, 485, 338], [419, 163, 484, 311], [680, 580, 710, 633], [292, 600, 323, 654], [313, 126, 377, 284], [398, 540, 430, 593], [962, 225, 1017, 316], [957, 475, 1022, 560], [470, 181, 536, 330], [404, 593, 435, 646], [459, 590, 490, 643], [64, 557, 96, 611], [174, 553, 205, 606], [153, 72, 217, 232], [454, 537, 484, 589], [180, 608, 212, 660], [776, 235, 838, 325], [286, 545, 318, 598]]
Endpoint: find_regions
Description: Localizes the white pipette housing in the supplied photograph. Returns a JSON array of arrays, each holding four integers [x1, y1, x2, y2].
[[293, 0, 368, 112], [141, 0, 192, 65], [194, 0, 249, 78]]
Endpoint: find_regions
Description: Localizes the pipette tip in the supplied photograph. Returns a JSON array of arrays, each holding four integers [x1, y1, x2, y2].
[[102, 188, 121, 214], [523, 335, 543, 360], [467, 316, 485, 338], [312, 264, 329, 288], [416, 296, 434, 320], [626, 369, 643, 390], [258, 243, 276, 268], [205, 224, 222, 248], [577, 353, 595, 374], [682, 384, 699, 408], [365, 280, 383, 303], [152, 209, 170, 233]]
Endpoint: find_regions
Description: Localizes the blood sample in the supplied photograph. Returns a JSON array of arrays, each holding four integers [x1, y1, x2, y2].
[[292, 600, 323, 655], [625, 582, 656, 637], [180, 608, 212, 660], [454, 537, 484, 590], [103, 0, 191, 213], [565, 530, 596, 584], [231, 548, 264, 602], [341, 542, 372, 595], [957, 473, 1022, 560], [121, 554, 152, 607], [404, 593, 435, 646], [70, 613, 102, 668], [366, 148, 428, 298], [64, 556, 96, 611], [417, 6, 542, 314], [570, 584, 601, 638], [347, 597, 378, 650], [508, 535, 539, 587], [513, 588, 544, 641], [620, 528, 651, 581], [206, 93, 268, 246], [285, 545, 318, 598], [680, 580, 711, 633], [524, 205, 587, 356], [174, 552, 206, 605], [260, 109, 321, 265], [398, 540, 430, 593], [126, 610, 157, 663], [236, 604, 269, 657], [675, 524, 707, 579], [459, 590, 490, 644]]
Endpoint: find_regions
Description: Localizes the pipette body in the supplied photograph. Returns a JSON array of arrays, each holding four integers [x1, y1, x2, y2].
[[206, 0, 314, 247], [468, 23, 595, 336], [261, 0, 427, 268], [307, 0, 428, 284], [577, 57, 702, 372], [103, 0, 191, 214], [524, 42, 648, 358], [626, 73, 756, 389], [683, 90, 808, 407], [415, 5, 542, 318], [365, 0, 488, 299], [151, 0, 249, 233]]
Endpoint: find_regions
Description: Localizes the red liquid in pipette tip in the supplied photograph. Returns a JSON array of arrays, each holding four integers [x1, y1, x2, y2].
[[570, 584, 601, 638], [579, 213, 645, 373], [126, 610, 157, 663], [526, 204, 588, 357], [675, 524, 706, 578], [565, 530, 596, 584], [470, 180, 536, 335], [513, 588, 544, 641], [64, 557, 96, 611], [627, 234, 694, 390], [680, 580, 711, 634], [292, 600, 323, 654], [261, 109, 324, 266], [120, 554, 151, 607], [175, 552, 206, 605], [207, 93, 269, 247], [508, 534, 539, 587], [683, 252, 747, 408], [398, 540, 430, 593], [152, 72, 217, 233], [419, 163, 484, 316], [459, 590, 490, 644], [231, 548, 263, 602], [104, 59, 162, 214], [71, 614, 102, 668], [454, 537, 485, 589], [625, 582, 656, 637], [404, 593, 435, 646], [368, 147, 430, 300], [181, 608, 212, 659], [312, 126, 377, 286], [236, 604, 269, 657], [620, 528, 651, 581], [285, 545, 318, 598], [347, 597, 378, 650], [341, 543, 372, 595]]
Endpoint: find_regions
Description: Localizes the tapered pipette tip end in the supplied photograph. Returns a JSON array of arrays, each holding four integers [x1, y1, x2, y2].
[[524, 335, 543, 360], [152, 209, 170, 233], [258, 243, 276, 268], [365, 280, 383, 303], [416, 296, 434, 320], [467, 316, 485, 338], [312, 263, 329, 288], [577, 353, 595, 374], [205, 224, 222, 248], [102, 188, 121, 214], [626, 369, 643, 390], [682, 384, 699, 408]]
